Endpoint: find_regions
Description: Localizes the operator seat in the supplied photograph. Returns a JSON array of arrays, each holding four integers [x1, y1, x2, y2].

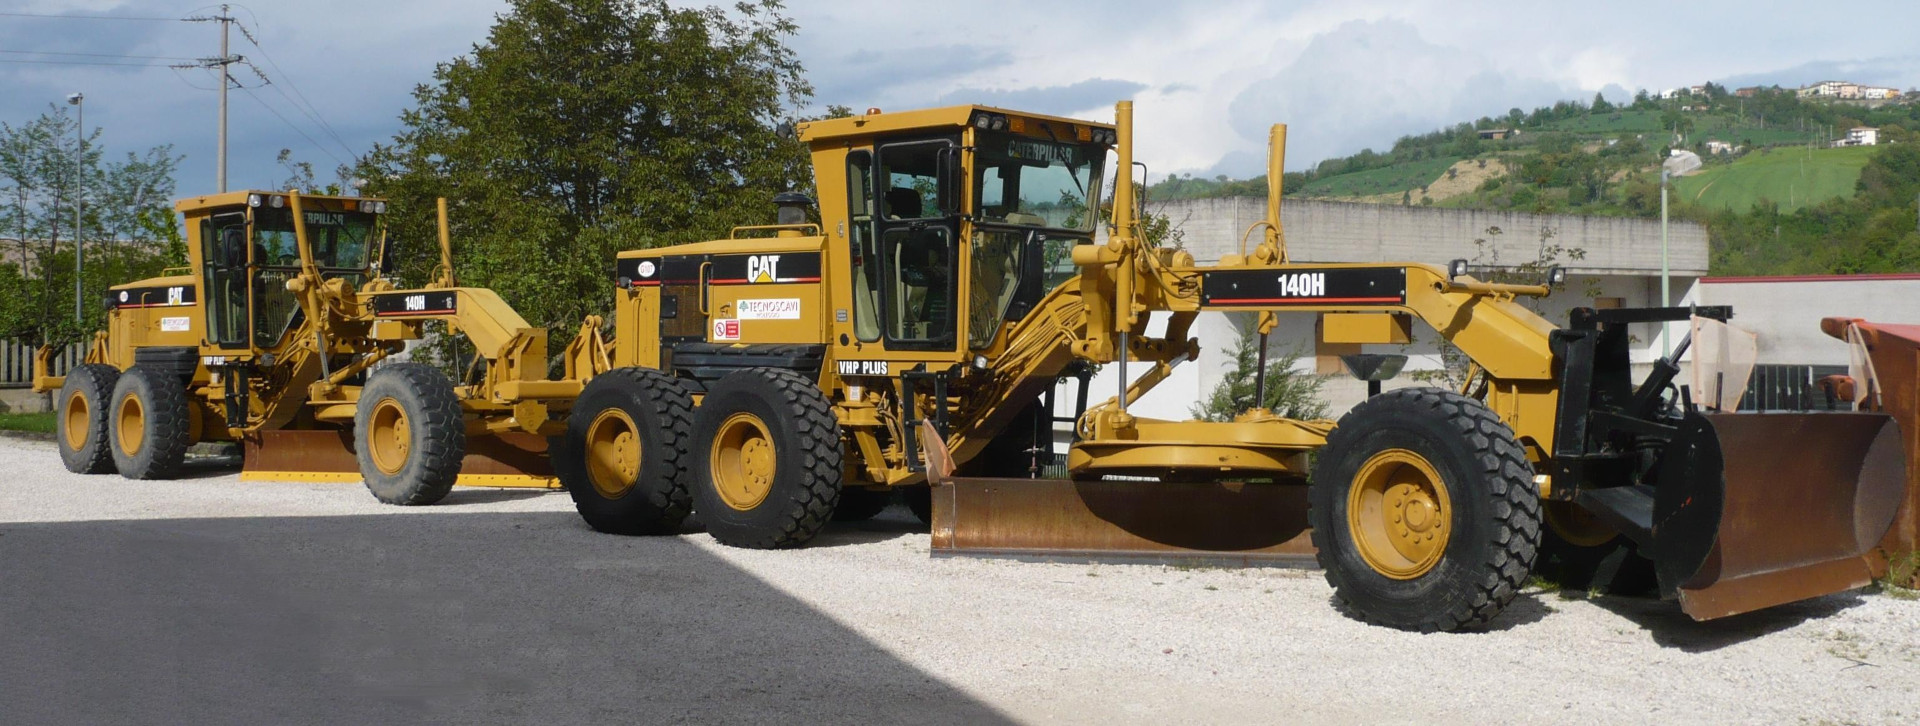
[[883, 187, 950, 338]]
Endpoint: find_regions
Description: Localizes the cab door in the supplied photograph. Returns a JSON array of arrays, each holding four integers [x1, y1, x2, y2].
[[199, 211, 250, 350], [872, 138, 959, 352]]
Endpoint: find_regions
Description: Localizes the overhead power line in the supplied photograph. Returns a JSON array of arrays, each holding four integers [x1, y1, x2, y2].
[[0, 58, 169, 68], [0, 49, 199, 62], [237, 85, 346, 167], [0, 12, 184, 21]]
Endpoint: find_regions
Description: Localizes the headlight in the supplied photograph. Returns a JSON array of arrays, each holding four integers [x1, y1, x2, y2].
[[248, 194, 262, 207], [269, 195, 285, 209]]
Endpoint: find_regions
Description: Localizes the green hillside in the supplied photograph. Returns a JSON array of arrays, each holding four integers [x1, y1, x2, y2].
[[1675, 145, 1875, 213], [1297, 155, 1461, 197]]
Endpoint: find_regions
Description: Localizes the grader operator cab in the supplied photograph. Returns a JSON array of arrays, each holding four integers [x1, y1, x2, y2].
[[557, 101, 1906, 631], [39, 191, 602, 504]]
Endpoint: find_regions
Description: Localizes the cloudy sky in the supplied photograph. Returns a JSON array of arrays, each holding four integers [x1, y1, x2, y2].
[[4, 0, 1918, 193]]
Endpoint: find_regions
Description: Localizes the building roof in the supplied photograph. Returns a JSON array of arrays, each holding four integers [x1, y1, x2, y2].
[[1701, 273, 1920, 284]]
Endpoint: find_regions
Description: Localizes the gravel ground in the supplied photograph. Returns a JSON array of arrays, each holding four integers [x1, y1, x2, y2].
[[2, 435, 1916, 724]]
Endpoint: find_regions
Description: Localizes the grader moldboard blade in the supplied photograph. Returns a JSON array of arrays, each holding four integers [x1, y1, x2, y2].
[[921, 421, 1316, 566], [1580, 411, 1906, 620], [240, 429, 561, 488]]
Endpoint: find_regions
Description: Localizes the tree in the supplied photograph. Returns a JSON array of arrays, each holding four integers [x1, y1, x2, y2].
[[1591, 92, 1613, 114], [357, 0, 811, 353], [1191, 328, 1329, 422], [0, 105, 180, 345]]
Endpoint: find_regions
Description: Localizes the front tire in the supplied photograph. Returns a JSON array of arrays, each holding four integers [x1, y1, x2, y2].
[[56, 363, 120, 474], [555, 368, 695, 535], [355, 363, 465, 505], [689, 368, 842, 549], [108, 365, 191, 480], [1308, 387, 1541, 632]]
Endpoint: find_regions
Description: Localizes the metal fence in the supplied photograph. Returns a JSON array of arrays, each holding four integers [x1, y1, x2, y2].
[[0, 339, 84, 388], [1737, 364, 1851, 412]]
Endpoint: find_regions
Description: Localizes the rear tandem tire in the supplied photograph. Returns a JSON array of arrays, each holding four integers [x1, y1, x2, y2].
[[1308, 387, 1542, 632], [107, 365, 192, 480], [56, 363, 120, 475], [689, 368, 843, 549], [354, 363, 465, 505], [555, 367, 696, 535]]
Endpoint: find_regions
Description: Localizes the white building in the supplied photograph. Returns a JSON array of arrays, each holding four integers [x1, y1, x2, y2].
[[1837, 127, 1879, 147]]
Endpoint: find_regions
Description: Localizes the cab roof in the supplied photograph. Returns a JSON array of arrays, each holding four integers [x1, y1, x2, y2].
[[795, 104, 1114, 145], [173, 190, 386, 214]]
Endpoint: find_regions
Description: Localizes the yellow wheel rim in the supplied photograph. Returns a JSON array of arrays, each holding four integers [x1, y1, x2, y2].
[[63, 390, 90, 451], [367, 398, 411, 476], [1544, 501, 1618, 548], [1347, 448, 1453, 580], [585, 409, 642, 499], [115, 392, 145, 457], [711, 412, 775, 511]]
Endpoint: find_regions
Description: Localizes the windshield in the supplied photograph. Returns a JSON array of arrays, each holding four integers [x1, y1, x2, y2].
[[252, 207, 377, 270], [973, 130, 1102, 232]]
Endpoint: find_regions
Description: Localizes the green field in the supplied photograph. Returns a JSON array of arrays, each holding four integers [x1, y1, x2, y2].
[[1674, 145, 1875, 213], [0, 411, 53, 434], [1299, 155, 1460, 197]]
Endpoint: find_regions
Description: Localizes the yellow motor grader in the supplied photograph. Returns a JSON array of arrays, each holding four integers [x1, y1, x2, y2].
[[37, 192, 603, 504], [555, 101, 1905, 631]]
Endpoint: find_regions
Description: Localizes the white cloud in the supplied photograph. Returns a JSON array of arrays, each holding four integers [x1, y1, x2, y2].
[[5, 0, 1920, 191]]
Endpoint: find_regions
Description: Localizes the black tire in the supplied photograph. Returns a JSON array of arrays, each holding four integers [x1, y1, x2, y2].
[[1308, 387, 1541, 632], [689, 368, 842, 549], [107, 365, 192, 480], [554, 367, 695, 535], [354, 362, 465, 505], [833, 488, 893, 522], [957, 397, 1047, 478], [56, 363, 120, 475], [1537, 504, 1658, 595]]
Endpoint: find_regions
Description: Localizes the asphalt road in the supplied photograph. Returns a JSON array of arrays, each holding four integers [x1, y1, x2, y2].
[[2, 436, 1916, 724]]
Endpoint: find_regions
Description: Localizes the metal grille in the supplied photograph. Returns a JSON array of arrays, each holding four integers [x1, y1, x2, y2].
[[1736, 364, 1850, 412]]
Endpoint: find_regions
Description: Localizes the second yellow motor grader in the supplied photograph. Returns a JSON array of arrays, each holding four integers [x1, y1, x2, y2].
[[553, 101, 1905, 631], [37, 193, 603, 504]]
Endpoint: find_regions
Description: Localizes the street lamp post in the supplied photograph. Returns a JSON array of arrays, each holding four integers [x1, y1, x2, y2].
[[1660, 167, 1672, 356], [66, 93, 83, 324]]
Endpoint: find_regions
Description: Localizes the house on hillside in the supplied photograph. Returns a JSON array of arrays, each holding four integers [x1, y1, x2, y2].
[[1863, 87, 1901, 100], [1734, 86, 1765, 98], [1704, 139, 1740, 155], [1477, 128, 1519, 140], [1834, 127, 1878, 147]]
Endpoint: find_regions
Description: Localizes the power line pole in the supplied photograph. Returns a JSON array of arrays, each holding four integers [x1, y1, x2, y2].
[[179, 5, 242, 192]]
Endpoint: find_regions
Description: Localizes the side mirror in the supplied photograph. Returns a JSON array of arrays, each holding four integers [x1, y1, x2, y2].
[[1006, 231, 1046, 322], [220, 228, 247, 268], [379, 236, 396, 275], [935, 145, 959, 215]]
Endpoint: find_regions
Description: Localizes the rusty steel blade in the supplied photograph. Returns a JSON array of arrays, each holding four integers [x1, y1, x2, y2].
[[242, 429, 559, 488], [1674, 412, 1905, 620], [930, 477, 1317, 567]]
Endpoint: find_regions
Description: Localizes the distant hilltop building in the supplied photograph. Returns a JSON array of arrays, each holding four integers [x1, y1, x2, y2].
[[1833, 127, 1879, 147], [1796, 80, 1901, 100]]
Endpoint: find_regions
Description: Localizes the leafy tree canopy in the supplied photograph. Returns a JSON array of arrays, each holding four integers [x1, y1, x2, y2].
[[357, 0, 812, 349]]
